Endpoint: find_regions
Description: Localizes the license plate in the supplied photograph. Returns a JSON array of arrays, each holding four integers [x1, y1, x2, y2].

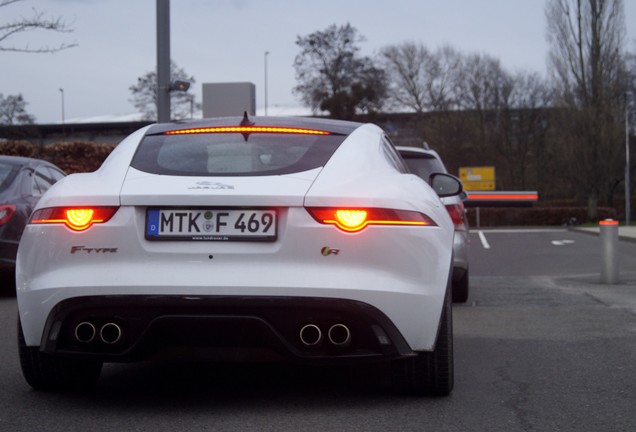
[[146, 208, 277, 241]]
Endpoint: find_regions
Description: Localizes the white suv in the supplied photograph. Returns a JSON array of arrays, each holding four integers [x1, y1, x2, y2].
[[397, 146, 470, 303]]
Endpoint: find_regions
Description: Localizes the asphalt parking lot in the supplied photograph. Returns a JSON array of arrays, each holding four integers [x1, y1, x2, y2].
[[471, 227, 636, 314], [0, 228, 635, 431]]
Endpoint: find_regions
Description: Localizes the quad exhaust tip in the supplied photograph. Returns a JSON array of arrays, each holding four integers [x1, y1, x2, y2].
[[328, 324, 351, 347], [100, 322, 122, 344], [299, 323, 351, 347], [299, 324, 323, 346], [74, 321, 122, 345], [74, 322, 97, 343]]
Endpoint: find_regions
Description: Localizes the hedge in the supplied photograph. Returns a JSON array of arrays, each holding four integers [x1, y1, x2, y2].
[[0, 140, 115, 174]]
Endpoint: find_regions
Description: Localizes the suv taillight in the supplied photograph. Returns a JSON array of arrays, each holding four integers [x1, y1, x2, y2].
[[445, 203, 466, 228]]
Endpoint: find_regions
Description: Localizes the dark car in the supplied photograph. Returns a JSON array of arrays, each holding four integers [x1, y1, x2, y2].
[[0, 156, 66, 276]]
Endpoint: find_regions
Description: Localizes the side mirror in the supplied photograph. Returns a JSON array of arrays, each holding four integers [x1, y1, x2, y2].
[[429, 173, 463, 198]]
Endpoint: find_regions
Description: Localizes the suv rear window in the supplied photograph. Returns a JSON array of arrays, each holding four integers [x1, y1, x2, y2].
[[401, 154, 446, 180], [131, 132, 347, 176]]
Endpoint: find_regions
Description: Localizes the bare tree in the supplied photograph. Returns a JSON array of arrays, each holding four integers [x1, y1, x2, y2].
[[426, 45, 463, 112], [0, 93, 35, 124], [492, 72, 553, 190], [451, 52, 509, 153], [0, 0, 76, 53], [546, 0, 628, 218], [455, 53, 507, 112], [380, 43, 462, 113], [380, 42, 431, 113]]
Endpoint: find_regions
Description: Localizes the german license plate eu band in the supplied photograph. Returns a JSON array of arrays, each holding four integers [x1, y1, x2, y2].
[[146, 208, 277, 241]]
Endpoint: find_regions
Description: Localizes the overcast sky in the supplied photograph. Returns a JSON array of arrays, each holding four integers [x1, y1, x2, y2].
[[3, 0, 636, 124]]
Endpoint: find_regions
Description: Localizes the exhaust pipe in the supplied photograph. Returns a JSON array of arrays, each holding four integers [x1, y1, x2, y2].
[[100, 322, 122, 344], [328, 324, 351, 347], [299, 324, 323, 346], [75, 322, 96, 343]]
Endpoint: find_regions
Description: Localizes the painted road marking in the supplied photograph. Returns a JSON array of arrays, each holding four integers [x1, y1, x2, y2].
[[552, 240, 576, 246], [478, 230, 491, 249]]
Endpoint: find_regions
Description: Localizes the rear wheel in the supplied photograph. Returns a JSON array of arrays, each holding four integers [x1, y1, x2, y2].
[[17, 319, 103, 391], [0, 268, 16, 296], [452, 268, 469, 303], [391, 284, 454, 396]]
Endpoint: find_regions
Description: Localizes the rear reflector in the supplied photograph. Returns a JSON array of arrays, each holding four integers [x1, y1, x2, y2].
[[306, 207, 436, 232], [30, 207, 119, 231], [164, 126, 331, 135]]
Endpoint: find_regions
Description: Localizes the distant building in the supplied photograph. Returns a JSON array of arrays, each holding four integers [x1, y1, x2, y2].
[[202, 82, 256, 117]]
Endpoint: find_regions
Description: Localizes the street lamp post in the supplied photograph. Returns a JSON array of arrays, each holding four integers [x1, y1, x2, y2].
[[156, 0, 171, 122], [58, 88, 65, 124], [626, 92, 632, 226], [264, 51, 269, 116]]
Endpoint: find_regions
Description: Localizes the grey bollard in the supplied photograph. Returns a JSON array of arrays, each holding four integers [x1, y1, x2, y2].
[[600, 219, 619, 284]]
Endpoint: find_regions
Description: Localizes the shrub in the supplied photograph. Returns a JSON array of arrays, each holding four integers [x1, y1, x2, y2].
[[0, 140, 39, 157], [0, 140, 115, 174], [39, 141, 115, 174]]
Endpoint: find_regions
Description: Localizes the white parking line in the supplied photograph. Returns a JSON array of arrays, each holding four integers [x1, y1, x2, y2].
[[478, 230, 491, 249], [477, 228, 567, 234]]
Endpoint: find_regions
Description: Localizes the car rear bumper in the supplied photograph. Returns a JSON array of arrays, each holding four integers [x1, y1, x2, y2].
[[17, 207, 453, 355], [37, 295, 415, 363], [452, 230, 469, 271]]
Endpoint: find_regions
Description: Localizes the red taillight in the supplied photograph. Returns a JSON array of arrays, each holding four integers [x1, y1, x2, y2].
[[0, 205, 16, 225], [445, 203, 466, 227], [306, 207, 436, 232], [30, 207, 119, 231]]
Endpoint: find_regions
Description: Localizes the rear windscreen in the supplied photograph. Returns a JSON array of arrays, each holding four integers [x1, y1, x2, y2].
[[131, 132, 347, 176], [402, 155, 446, 180]]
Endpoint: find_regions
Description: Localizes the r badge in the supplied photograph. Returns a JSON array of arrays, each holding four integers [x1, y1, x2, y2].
[[321, 247, 340, 256]]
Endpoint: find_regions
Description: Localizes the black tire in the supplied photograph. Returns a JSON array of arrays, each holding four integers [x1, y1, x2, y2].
[[0, 269, 16, 297], [17, 319, 103, 391], [391, 283, 454, 396], [452, 268, 469, 303]]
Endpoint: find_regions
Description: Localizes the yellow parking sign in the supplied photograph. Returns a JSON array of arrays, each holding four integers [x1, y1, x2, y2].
[[459, 167, 495, 191]]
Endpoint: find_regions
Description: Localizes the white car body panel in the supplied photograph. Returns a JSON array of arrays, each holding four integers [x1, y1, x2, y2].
[[120, 167, 321, 207]]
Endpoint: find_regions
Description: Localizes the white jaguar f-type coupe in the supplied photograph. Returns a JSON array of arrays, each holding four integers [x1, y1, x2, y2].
[[16, 115, 462, 395]]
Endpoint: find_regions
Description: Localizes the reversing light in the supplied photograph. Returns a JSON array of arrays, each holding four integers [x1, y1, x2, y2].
[[306, 207, 436, 232], [30, 207, 119, 231], [164, 126, 331, 136]]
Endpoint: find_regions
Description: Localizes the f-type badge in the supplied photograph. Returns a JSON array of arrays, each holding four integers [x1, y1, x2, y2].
[[321, 247, 340, 256]]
